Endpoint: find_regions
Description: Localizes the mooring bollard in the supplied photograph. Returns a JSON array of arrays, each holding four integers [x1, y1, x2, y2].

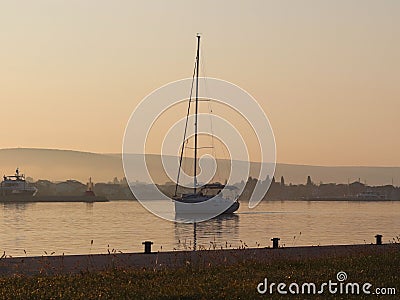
[[142, 241, 153, 253], [271, 237, 280, 249], [375, 234, 383, 245]]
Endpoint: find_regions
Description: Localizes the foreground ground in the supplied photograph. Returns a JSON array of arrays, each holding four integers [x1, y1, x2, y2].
[[0, 245, 398, 299]]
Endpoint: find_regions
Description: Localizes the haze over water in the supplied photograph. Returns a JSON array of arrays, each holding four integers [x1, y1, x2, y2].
[[1, 200, 398, 257]]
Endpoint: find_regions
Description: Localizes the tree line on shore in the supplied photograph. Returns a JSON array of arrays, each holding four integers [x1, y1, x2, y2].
[[239, 176, 400, 201], [30, 175, 400, 201]]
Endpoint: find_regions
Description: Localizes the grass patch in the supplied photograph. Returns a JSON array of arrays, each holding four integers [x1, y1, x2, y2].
[[1, 248, 398, 299]]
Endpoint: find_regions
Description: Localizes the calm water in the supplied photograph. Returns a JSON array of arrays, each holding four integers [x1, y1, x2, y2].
[[1, 200, 399, 257]]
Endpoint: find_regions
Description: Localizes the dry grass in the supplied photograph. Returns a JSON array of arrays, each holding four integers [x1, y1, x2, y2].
[[0, 246, 398, 299]]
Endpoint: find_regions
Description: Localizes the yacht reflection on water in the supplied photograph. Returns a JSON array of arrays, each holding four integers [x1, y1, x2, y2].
[[174, 214, 239, 250]]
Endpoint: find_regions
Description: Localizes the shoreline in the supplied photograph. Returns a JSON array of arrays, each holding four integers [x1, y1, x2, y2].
[[1, 243, 398, 277], [2, 198, 400, 203], [0, 195, 108, 203]]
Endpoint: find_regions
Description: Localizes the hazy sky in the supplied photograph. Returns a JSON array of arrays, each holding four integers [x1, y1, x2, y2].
[[1, 0, 399, 166]]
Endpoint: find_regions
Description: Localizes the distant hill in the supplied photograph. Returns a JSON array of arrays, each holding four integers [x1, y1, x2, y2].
[[0, 148, 398, 186], [0, 148, 122, 183]]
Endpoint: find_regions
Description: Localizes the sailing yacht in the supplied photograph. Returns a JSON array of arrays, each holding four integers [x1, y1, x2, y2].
[[172, 35, 240, 217]]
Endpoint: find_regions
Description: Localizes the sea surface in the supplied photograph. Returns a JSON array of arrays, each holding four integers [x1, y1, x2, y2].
[[1, 200, 399, 257]]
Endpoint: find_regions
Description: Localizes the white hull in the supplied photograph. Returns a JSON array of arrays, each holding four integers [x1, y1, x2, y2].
[[174, 195, 239, 216]]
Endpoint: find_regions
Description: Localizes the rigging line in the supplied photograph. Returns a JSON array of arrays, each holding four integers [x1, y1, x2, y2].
[[199, 41, 220, 182], [207, 100, 218, 185], [174, 56, 197, 197], [199, 41, 217, 163], [208, 98, 216, 159]]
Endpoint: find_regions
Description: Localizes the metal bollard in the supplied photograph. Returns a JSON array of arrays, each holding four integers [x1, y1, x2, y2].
[[375, 234, 383, 245], [142, 241, 153, 253], [271, 237, 280, 249]]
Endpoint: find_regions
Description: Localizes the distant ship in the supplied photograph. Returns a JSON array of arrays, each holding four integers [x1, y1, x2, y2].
[[355, 190, 386, 200], [0, 169, 108, 203], [0, 168, 37, 198]]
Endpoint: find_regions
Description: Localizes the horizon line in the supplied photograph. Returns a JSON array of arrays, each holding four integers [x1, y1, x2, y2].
[[1, 147, 400, 169]]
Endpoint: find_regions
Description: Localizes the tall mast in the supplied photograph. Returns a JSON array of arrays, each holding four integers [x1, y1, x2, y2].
[[194, 34, 200, 194]]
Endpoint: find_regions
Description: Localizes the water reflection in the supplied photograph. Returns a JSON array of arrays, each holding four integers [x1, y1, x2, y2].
[[2, 202, 30, 224], [174, 214, 239, 250], [3, 202, 30, 211], [1, 201, 399, 257], [2, 203, 32, 251], [86, 202, 94, 209]]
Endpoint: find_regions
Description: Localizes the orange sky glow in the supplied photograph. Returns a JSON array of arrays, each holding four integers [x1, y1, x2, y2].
[[0, 1, 399, 166]]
